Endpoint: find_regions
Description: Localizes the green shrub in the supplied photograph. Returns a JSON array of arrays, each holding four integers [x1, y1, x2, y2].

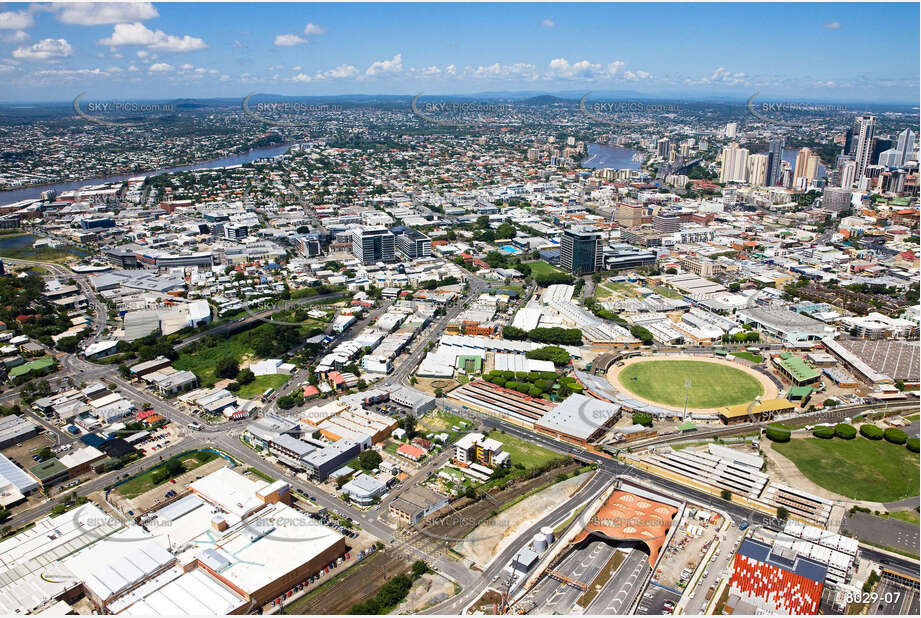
[[884, 428, 908, 445], [860, 424, 883, 440], [813, 426, 835, 439], [834, 424, 857, 439], [907, 438, 920, 453], [632, 412, 653, 427], [765, 424, 791, 442]]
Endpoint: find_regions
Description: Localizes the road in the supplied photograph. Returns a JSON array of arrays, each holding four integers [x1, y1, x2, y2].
[[586, 547, 650, 614], [523, 540, 619, 613]]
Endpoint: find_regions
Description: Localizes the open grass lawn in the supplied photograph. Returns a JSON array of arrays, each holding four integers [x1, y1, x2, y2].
[[528, 260, 565, 278], [652, 286, 683, 300], [236, 373, 290, 399], [773, 437, 920, 502], [487, 430, 567, 470], [731, 351, 764, 364], [174, 336, 253, 387], [116, 451, 219, 498], [618, 360, 763, 408], [886, 510, 920, 525]]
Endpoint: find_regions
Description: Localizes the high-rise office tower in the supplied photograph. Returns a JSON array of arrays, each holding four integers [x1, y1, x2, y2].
[[653, 212, 680, 233], [838, 159, 856, 188], [724, 122, 737, 139], [822, 187, 852, 212], [352, 226, 396, 265], [766, 138, 784, 186], [853, 114, 876, 183], [560, 227, 603, 275], [747, 153, 769, 186], [657, 138, 671, 158], [720, 143, 749, 183], [895, 128, 916, 166], [878, 149, 902, 169], [794, 147, 812, 179]]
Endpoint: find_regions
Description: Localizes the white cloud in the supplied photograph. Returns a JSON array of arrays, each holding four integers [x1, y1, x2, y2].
[[99, 23, 207, 52], [49, 3, 159, 26], [547, 58, 602, 79], [468, 62, 537, 80], [0, 10, 35, 30], [605, 61, 626, 76], [623, 70, 651, 81], [291, 73, 312, 83], [541, 19, 555, 28], [0, 30, 29, 44], [12, 38, 73, 61], [219, 74, 230, 82], [317, 64, 358, 79], [366, 53, 402, 76], [148, 62, 174, 73], [303, 23, 326, 36], [824, 21, 841, 29], [274, 34, 307, 47]]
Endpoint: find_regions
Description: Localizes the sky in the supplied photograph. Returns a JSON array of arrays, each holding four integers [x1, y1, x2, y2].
[[0, 2, 918, 103]]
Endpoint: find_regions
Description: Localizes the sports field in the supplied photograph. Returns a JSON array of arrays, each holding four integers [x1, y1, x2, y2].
[[773, 437, 919, 502], [617, 359, 764, 408]]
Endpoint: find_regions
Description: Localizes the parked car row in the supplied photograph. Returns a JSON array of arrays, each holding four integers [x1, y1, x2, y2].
[[269, 552, 354, 607]]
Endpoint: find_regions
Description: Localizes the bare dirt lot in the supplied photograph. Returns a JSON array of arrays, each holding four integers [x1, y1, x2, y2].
[[455, 471, 591, 567]]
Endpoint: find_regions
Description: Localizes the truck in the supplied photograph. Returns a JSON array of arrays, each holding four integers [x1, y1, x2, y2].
[[705, 585, 715, 601]]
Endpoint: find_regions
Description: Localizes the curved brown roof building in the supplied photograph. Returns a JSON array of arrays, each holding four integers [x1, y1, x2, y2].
[[573, 490, 678, 567]]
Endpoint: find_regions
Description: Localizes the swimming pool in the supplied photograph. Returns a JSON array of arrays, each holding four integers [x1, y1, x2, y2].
[[499, 245, 521, 255]]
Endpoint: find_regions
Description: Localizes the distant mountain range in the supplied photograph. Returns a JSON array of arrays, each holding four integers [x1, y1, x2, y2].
[[1, 91, 916, 111]]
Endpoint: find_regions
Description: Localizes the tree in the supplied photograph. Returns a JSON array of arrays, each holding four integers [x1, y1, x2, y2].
[[215, 357, 239, 379], [834, 424, 857, 439], [630, 325, 654, 345], [411, 560, 430, 578], [720, 489, 732, 500], [884, 428, 908, 445], [632, 412, 653, 427], [502, 325, 528, 340], [525, 346, 570, 366], [765, 424, 791, 442], [776, 506, 790, 521], [236, 368, 255, 385], [359, 450, 383, 471]]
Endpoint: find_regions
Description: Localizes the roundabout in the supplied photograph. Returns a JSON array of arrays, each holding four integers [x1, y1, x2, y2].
[[606, 355, 778, 413]]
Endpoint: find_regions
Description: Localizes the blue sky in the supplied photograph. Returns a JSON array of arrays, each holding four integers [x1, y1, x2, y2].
[[0, 2, 918, 102]]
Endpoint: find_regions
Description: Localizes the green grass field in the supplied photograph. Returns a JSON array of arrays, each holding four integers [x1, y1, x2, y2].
[[528, 261, 566, 278], [236, 373, 290, 399], [174, 336, 253, 387], [731, 351, 764, 364], [773, 437, 920, 502], [618, 360, 763, 408], [487, 430, 567, 470], [116, 451, 219, 498]]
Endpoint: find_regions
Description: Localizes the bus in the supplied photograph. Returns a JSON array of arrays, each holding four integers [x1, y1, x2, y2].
[[261, 388, 275, 402]]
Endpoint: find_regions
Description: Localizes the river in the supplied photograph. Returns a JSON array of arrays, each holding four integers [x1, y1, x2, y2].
[[0, 143, 292, 206], [581, 143, 642, 171]]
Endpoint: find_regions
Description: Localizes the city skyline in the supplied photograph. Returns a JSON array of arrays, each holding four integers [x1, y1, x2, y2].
[[0, 2, 918, 103]]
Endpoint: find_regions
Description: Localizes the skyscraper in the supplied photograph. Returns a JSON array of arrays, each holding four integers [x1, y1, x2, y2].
[[895, 128, 916, 166], [766, 138, 784, 186], [853, 114, 876, 183], [724, 122, 737, 139], [838, 160, 856, 188], [560, 227, 603, 275], [793, 148, 812, 178], [747, 153, 769, 186], [657, 138, 671, 158], [720, 143, 749, 183], [352, 226, 396, 265]]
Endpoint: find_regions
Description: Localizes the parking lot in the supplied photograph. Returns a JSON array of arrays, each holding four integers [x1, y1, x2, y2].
[[636, 583, 682, 615]]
